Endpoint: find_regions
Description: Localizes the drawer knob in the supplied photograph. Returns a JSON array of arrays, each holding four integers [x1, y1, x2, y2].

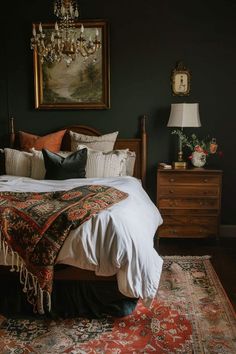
[[199, 201, 208, 206], [169, 178, 175, 183], [169, 189, 174, 194], [204, 178, 208, 183]]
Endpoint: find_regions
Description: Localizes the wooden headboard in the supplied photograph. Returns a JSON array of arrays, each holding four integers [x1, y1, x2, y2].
[[9, 116, 147, 186]]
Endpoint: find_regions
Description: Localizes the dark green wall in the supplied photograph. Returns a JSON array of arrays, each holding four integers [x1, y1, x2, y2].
[[1, 0, 236, 224]]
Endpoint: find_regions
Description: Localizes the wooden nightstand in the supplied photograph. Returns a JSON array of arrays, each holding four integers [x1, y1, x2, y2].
[[157, 168, 222, 239]]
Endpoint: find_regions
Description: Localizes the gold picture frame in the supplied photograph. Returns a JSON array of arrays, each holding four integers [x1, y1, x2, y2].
[[33, 20, 110, 110], [171, 61, 191, 96]]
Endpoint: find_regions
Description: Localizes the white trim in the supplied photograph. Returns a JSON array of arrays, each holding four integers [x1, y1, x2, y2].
[[220, 225, 236, 238]]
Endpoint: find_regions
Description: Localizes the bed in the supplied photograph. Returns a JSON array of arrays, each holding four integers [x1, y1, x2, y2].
[[0, 116, 163, 317]]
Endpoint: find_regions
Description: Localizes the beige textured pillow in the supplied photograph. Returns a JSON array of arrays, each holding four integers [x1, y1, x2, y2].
[[30, 149, 46, 179], [76, 145, 128, 178], [30, 149, 72, 179], [70, 131, 118, 152], [4, 148, 32, 177]]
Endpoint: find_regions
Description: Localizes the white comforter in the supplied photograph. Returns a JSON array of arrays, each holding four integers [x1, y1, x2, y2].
[[0, 175, 163, 304]]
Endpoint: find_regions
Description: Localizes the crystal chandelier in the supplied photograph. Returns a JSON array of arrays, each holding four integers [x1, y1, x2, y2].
[[30, 0, 101, 66]]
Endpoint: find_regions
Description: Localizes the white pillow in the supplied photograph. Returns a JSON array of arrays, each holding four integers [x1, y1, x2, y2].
[[4, 148, 32, 177], [30, 149, 46, 179], [70, 131, 118, 152], [30, 149, 72, 179]]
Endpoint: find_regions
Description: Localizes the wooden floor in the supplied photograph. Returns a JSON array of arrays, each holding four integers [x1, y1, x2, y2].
[[158, 236, 236, 312]]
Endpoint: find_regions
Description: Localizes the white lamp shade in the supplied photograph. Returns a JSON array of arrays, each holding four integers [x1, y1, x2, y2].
[[167, 103, 201, 128]]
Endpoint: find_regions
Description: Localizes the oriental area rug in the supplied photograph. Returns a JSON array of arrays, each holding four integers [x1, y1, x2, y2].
[[0, 256, 235, 354]]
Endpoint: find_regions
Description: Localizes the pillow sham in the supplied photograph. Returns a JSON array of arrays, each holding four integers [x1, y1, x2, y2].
[[30, 148, 72, 180], [19, 130, 66, 153], [42, 148, 87, 180], [70, 130, 118, 152], [76, 144, 136, 177], [75, 145, 128, 178], [121, 150, 136, 176], [4, 148, 32, 177]]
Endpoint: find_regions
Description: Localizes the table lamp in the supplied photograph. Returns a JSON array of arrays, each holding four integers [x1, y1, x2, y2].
[[167, 103, 201, 168]]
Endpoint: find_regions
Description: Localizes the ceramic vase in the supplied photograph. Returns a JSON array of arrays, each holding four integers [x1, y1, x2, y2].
[[191, 151, 206, 168]]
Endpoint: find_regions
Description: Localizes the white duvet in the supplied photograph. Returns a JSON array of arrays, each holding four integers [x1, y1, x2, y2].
[[0, 175, 163, 304]]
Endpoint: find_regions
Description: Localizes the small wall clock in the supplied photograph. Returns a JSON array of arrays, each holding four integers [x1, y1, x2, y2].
[[171, 61, 191, 96]]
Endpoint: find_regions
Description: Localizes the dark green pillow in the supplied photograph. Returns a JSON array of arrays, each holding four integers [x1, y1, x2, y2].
[[42, 148, 87, 180]]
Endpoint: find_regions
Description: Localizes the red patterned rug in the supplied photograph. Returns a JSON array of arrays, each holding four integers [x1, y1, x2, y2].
[[0, 256, 235, 353]]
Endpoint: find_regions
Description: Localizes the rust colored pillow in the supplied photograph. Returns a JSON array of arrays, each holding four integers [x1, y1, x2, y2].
[[19, 130, 66, 153]]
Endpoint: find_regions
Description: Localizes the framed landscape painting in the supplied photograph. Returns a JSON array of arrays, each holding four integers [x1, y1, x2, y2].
[[33, 20, 110, 110]]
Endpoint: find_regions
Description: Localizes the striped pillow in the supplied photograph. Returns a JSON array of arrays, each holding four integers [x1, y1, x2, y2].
[[75, 145, 128, 178], [4, 148, 32, 177]]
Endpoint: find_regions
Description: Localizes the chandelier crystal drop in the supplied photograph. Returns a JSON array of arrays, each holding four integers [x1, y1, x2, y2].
[[30, 0, 101, 66]]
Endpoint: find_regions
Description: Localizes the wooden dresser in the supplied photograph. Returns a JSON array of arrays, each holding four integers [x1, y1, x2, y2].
[[156, 168, 222, 239]]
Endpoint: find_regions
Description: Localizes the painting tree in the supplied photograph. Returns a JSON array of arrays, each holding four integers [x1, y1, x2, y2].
[[42, 63, 61, 103], [85, 62, 99, 87], [71, 59, 102, 102]]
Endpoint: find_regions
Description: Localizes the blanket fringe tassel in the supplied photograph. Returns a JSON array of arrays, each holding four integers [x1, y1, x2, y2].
[[0, 231, 51, 315]]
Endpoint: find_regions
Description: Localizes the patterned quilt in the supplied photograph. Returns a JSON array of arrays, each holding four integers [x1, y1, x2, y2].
[[0, 185, 128, 313]]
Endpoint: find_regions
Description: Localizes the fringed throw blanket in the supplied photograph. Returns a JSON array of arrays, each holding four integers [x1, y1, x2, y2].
[[0, 185, 128, 314]]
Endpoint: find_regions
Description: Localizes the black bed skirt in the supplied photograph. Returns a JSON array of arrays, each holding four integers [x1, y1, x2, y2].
[[0, 277, 138, 318]]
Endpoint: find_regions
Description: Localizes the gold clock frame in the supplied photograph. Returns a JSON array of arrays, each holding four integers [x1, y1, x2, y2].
[[171, 61, 191, 96]]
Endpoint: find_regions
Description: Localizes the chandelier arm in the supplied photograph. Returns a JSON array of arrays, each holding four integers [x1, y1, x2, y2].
[[30, 0, 101, 66]]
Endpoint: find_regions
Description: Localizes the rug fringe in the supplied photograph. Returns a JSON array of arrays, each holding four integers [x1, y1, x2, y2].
[[162, 255, 211, 260], [0, 230, 51, 315]]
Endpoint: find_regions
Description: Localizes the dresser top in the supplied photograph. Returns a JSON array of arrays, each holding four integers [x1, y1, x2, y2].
[[158, 167, 222, 174]]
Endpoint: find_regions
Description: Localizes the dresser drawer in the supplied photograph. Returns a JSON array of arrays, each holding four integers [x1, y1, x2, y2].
[[159, 186, 219, 197], [160, 208, 219, 216], [161, 215, 218, 226], [158, 173, 220, 186], [159, 197, 219, 209], [158, 224, 217, 238], [156, 168, 222, 239]]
